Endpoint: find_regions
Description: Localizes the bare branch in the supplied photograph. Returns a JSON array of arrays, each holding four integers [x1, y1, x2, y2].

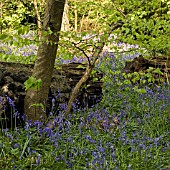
[[71, 41, 91, 65]]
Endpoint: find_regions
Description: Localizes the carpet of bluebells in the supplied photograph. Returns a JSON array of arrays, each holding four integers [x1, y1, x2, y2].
[[0, 33, 170, 170]]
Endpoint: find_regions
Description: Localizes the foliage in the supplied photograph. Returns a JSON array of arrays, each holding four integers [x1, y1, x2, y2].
[[122, 67, 166, 86], [24, 76, 42, 91], [0, 0, 45, 32], [107, 0, 170, 56], [1, 0, 169, 60], [0, 0, 170, 169], [24, 76, 45, 111]]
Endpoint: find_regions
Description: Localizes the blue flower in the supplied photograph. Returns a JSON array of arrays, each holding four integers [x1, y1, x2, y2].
[[13, 143, 20, 149], [43, 127, 53, 137], [36, 154, 41, 166]]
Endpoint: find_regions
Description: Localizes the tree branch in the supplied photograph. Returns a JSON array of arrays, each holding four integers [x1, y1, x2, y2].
[[65, 21, 123, 116]]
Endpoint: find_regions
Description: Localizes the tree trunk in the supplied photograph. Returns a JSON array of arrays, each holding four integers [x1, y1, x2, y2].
[[33, 0, 42, 38], [24, 0, 65, 122], [0, 2, 3, 34], [61, 0, 70, 31], [74, 0, 78, 32]]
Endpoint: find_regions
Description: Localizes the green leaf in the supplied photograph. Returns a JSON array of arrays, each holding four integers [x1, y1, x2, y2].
[[0, 34, 8, 40], [91, 70, 96, 75], [21, 136, 31, 159], [24, 76, 36, 91], [11, 148, 19, 156], [18, 28, 23, 35], [136, 88, 146, 94], [30, 103, 45, 110], [76, 65, 86, 69], [36, 79, 42, 90], [148, 78, 152, 83], [123, 79, 131, 85], [92, 77, 98, 81], [153, 68, 163, 75], [24, 76, 42, 91]]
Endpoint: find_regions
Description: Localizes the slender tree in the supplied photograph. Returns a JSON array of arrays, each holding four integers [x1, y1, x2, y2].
[[24, 0, 65, 122], [33, 0, 42, 38], [61, 0, 70, 31], [0, 1, 3, 34]]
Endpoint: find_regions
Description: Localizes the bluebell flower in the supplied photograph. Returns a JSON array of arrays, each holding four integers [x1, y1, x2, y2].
[[154, 137, 160, 147], [35, 154, 41, 166], [13, 111, 20, 119], [43, 127, 53, 137], [5, 95, 15, 108], [13, 143, 20, 149], [7, 133, 13, 142]]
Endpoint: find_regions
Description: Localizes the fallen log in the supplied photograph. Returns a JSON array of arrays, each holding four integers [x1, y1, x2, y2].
[[0, 61, 103, 128], [124, 55, 170, 84]]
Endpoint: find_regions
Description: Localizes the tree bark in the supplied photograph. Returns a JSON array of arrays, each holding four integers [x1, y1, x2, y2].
[[24, 0, 65, 122]]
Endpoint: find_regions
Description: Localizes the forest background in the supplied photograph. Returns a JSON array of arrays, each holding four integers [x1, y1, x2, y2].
[[0, 0, 170, 169]]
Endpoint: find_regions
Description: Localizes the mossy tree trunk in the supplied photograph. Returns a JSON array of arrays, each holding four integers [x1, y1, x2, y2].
[[24, 0, 65, 122]]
